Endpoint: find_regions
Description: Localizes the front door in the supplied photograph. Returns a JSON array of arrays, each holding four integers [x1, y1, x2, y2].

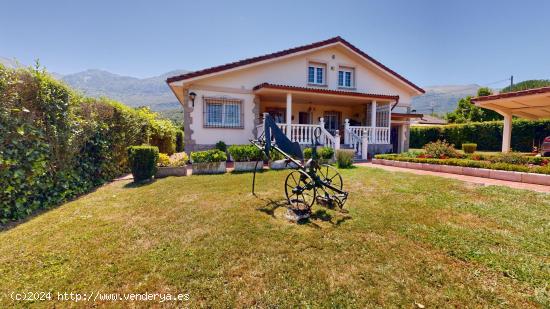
[[391, 125, 399, 153], [298, 112, 311, 124], [324, 111, 340, 135]]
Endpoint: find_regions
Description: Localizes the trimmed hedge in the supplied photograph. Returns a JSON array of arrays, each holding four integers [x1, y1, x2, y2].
[[228, 145, 262, 162], [410, 120, 550, 151], [462, 143, 477, 154], [191, 149, 227, 163], [128, 146, 159, 182], [0, 64, 179, 224], [375, 154, 550, 175]]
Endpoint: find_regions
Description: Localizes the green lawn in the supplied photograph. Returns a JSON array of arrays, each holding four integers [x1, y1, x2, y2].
[[1, 167, 549, 307]]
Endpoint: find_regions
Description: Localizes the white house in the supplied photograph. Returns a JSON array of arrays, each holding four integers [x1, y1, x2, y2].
[[166, 37, 424, 156]]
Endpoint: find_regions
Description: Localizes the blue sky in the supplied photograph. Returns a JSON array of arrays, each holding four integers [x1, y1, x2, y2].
[[1, 0, 549, 86]]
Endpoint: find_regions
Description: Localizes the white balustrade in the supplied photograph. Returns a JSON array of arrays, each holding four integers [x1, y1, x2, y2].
[[347, 126, 390, 144]]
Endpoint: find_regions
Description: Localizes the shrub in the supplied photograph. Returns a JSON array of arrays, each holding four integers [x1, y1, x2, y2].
[[228, 145, 263, 162], [191, 149, 227, 163], [423, 140, 459, 159], [462, 143, 477, 154], [410, 120, 550, 152], [0, 64, 179, 224], [303, 148, 312, 159], [269, 149, 284, 161], [489, 152, 528, 165], [175, 130, 184, 152], [170, 153, 188, 167], [319, 147, 335, 160], [215, 141, 227, 152], [127, 146, 159, 182], [336, 150, 354, 168], [157, 153, 170, 167]]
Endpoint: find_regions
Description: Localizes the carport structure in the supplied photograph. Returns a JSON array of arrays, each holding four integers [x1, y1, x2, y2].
[[471, 87, 550, 152]]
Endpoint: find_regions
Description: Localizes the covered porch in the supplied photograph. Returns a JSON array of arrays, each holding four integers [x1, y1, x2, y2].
[[253, 83, 400, 157], [472, 87, 550, 152]]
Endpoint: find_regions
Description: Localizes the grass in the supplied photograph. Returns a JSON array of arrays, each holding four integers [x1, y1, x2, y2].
[[0, 166, 549, 307]]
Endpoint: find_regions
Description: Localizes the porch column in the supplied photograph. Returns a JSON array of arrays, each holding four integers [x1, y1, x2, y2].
[[286, 93, 292, 139], [370, 101, 377, 143], [361, 129, 368, 160], [344, 119, 350, 145], [502, 113, 512, 153]]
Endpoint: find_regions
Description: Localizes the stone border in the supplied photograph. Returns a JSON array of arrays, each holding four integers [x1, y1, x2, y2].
[[372, 158, 550, 186]]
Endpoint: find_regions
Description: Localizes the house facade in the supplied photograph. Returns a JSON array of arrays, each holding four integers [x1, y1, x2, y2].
[[167, 37, 424, 156]]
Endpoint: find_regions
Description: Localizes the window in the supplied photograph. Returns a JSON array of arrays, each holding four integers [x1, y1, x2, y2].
[[203, 97, 243, 128], [338, 67, 354, 88], [308, 62, 326, 85]]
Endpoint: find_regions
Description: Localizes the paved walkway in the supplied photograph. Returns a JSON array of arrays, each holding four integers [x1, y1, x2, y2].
[[358, 162, 550, 193]]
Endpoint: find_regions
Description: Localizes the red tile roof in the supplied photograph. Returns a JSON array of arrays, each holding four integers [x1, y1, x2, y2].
[[166, 36, 425, 94], [471, 86, 550, 102], [253, 83, 400, 101], [391, 112, 424, 119]]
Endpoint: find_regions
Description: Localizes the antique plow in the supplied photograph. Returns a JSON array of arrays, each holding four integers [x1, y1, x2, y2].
[[250, 115, 348, 216]]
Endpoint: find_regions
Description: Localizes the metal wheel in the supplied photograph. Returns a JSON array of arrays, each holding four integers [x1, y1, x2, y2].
[[318, 164, 343, 190], [285, 170, 316, 210]]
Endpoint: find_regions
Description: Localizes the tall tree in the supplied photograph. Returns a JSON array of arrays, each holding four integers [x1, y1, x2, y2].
[[446, 87, 502, 123]]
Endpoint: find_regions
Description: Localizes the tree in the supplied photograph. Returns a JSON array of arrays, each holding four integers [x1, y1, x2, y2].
[[445, 87, 502, 123], [501, 79, 550, 93]]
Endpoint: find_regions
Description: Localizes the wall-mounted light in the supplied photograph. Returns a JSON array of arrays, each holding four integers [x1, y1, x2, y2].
[[189, 92, 197, 108]]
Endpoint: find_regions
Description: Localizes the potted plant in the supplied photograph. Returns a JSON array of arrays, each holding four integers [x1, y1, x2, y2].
[[155, 152, 188, 178], [228, 145, 263, 172], [190, 149, 227, 174]]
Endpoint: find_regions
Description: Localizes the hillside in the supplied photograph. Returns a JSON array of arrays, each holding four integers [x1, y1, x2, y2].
[[61, 69, 189, 110], [411, 84, 482, 114]]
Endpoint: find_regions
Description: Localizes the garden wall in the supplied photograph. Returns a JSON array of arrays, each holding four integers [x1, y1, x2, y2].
[[410, 120, 550, 151]]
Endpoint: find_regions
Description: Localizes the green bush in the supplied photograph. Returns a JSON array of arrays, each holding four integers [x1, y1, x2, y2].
[[269, 150, 284, 161], [410, 120, 550, 152], [488, 152, 528, 165], [303, 148, 312, 159], [157, 153, 171, 167], [336, 150, 354, 168], [215, 141, 227, 152], [0, 64, 177, 224], [423, 140, 459, 158], [127, 146, 159, 182], [191, 149, 227, 163], [319, 147, 334, 160], [462, 143, 477, 154], [175, 130, 184, 152], [228, 145, 263, 162], [170, 152, 188, 167]]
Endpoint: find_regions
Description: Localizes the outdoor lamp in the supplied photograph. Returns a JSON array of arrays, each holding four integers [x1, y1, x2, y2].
[[189, 92, 197, 107]]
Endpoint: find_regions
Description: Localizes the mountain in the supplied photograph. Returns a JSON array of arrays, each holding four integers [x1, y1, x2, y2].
[[411, 84, 482, 115], [0, 56, 22, 68], [61, 69, 189, 110]]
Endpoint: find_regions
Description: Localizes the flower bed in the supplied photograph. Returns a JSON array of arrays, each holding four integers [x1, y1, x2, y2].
[[374, 154, 550, 175], [228, 145, 264, 172], [156, 152, 188, 178]]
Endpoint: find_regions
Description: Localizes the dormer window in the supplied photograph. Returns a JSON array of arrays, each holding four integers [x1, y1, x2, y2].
[[308, 62, 326, 85], [338, 67, 354, 88]]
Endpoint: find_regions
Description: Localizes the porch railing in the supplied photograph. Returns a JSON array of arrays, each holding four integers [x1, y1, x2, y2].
[[346, 126, 390, 144], [256, 116, 338, 148]]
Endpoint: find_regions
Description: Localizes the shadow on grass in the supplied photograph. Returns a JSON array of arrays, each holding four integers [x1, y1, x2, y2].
[[122, 178, 156, 189], [255, 198, 352, 227]]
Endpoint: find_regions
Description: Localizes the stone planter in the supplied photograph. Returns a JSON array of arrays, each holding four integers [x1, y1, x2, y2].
[[270, 159, 300, 170], [155, 166, 187, 178], [233, 161, 263, 172], [192, 161, 226, 175]]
